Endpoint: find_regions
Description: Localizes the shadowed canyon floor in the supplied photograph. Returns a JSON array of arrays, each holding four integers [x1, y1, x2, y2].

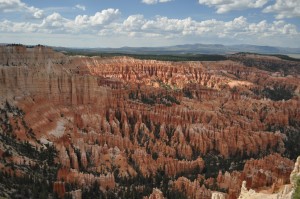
[[0, 45, 299, 199]]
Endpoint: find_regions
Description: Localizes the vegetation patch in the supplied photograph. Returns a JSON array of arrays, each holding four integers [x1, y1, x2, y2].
[[0, 103, 59, 198], [129, 90, 180, 106], [262, 86, 294, 101]]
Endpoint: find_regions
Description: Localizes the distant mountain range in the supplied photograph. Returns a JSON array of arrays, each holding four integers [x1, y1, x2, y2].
[[54, 43, 300, 55]]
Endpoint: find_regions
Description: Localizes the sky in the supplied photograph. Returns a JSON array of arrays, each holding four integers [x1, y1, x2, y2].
[[0, 0, 299, 48]]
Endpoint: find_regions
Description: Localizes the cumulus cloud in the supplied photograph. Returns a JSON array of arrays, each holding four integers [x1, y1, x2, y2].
[[198, 0, 268, 13], [1, 10, 298, 37], [121, 14, 298, 40], [75, 4, 86, 11], [123, 15, 146, 31], [1, 9, 298, 37], [75, 8, 120, 26], [90, 9, 120, 25], [41, 13, 72, 32], [0, 8, 298, 47], [263, 0, 300, 19], [0, 8, 121, 34], [141, 0, 172, 5], [0, 0, 44, 18], [0, 20, 39, 33]]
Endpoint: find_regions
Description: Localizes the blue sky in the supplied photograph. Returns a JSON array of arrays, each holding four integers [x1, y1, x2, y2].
[[0, 0, 299, 48]]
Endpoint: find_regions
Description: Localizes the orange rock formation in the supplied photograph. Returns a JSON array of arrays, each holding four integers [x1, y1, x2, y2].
[[0, 45, 299, 199]]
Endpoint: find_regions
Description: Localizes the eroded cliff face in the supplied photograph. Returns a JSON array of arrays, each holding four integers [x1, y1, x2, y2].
[[0, 46, 108, 106], [215, 153, 294, 198], [0, 45, 67, 67], [237, 156, 300, 199], [0, 45, 299, 199]]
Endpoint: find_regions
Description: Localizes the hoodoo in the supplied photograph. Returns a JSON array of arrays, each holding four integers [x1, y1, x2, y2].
[[0, 45, 299, 199]]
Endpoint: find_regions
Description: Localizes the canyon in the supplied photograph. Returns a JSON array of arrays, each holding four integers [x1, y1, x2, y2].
[[0, 45, 299, 199]]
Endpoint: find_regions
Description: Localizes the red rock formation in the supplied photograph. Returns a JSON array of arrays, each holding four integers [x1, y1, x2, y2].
[[57, 168, 115, 191], [216, 154, 294, 199], [0, 45, 66, 67], [243, 154, 293, 188], [53, 181, 66, 199], [1, 45, 299, 199], [173, 177, 212, 199]]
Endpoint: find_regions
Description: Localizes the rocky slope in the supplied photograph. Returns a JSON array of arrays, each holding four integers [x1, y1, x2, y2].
[[0, 45, 299, 199], [238, 156, 300, 199]]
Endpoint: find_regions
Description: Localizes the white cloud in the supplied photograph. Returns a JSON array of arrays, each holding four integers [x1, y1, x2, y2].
[[42, 13, 68, 28], [263, 0, 300, 19], [123, 15, 146, 31], [75, 8, 120, 26], [0, 10, 298, 39], [0, 20, 40, 33], [89, 9, 120, 25], [140, 16, 197, 35], [33, 10, 44, 19], [0, 0, 44, 18], [0, 8, 298, 47], [198, 0, 268, 13], [117, 15, 299, 47], [141, 0, 172, 5], [0, 9, 121, 34], [75, 15, 89, 25], [75, 4, 86, 11]]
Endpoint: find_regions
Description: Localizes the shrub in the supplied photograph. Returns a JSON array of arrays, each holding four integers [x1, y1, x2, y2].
[[262, 86, 293, 101]]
